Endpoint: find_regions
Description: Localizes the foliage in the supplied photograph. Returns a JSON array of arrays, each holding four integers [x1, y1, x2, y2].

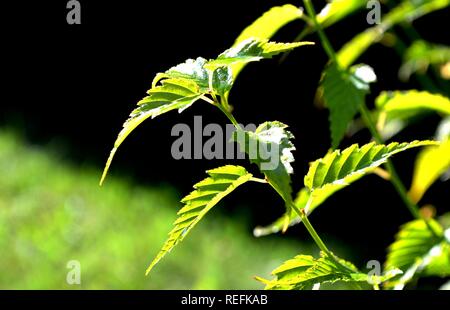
[[101, 0, 450, 290], [146, 165, 252, 275], [385, 217, 450, 289], [336, 0, 450, 68], [257, 251, 401, 290], [321, 63, 376, 148]]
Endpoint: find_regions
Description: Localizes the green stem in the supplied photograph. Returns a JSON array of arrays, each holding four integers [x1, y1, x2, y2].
[[304, 0, 439, 237], [303, 0, 338, 65], [359, 104, 440, 237], [290, 201, 332, 257], [216, 100, 239, 127], [250, 177, 267, 184]]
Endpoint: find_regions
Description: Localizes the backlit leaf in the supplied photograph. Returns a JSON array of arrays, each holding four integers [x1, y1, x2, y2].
[[232, 4, 304, 78], [409, 138, 450, 203], [205, 38, 313, 71], [232, 121, 295, 203], [321, 63, 376, 149], [337, 0, 450, 68], [385, 218, 450, 289], [146, 165, 252, 275], [257, 251, 398, 290], [100, 78, 204, 185], [304, 141, 437, 209]]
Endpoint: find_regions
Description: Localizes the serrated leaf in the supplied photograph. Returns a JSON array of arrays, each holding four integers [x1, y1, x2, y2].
[[145, 165, 252, 275], [165, 57, 234, 96], [100, 37, 308, 185], [304, 141, 438, 209], [257, 251, 385, 290], [232, 121, 295, 203], [321, 63, 376, 149], [100, 78, 204, 185], [232, 4, 304, 79], [337, 0, 450, 68], [385, 218, 450, 289], [400, 40, 450, 80], [205, 38, 313, 71], [409, 138, 450, 203]]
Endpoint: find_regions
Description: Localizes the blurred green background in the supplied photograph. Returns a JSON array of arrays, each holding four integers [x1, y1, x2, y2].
[[0, 129, 315, 289]]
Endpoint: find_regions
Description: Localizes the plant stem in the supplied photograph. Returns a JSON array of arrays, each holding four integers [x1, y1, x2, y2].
[[290, 202, 333, 257], [303, 0, 338, 65], [304, 0, 439, 237], [359, 104, 440, 237], [359, 104, 419, 217], [250, 177, 268, 183], [216, 100, 239, 127]]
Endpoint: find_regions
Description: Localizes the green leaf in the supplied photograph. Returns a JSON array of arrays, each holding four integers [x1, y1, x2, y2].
[[316, 0, 365, 28], [376, 90, 450, 120], [400, 40, 450, 80], [257, 251, 396, 290], [258, 140, 438, 237], [100, 77, 204, 185], [100, 38, 308, 185], [145, 165, 252, 275], [321, 63, 376, 149], [409, 138, 450, 203], [164, 57, 234, 96], [385, 218, 450, 289], [376, 91, 450, 140], [232, 121, 295, 203], [232, 4, 304, 79], [205, 38, 313, 71], [337, 0, 450, 68], [304, 141, 438, 210]]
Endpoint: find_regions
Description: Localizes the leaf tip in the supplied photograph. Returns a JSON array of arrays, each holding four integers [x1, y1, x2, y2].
[[99, 147, 118, 186]]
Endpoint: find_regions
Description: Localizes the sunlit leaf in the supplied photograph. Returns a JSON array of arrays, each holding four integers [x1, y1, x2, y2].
[[409, 138, 450, 203], [146, 165, 252, 275], [257, 140, 437, 237], [304, 141, 437, 210], [101, 38, 308, 184], [100, 78, 205, 185], [385, 218, 450, 289], [376, 90, 450, 121], [316, 0, 365, 28], [232, 4, 304, 78], [206, 38, 313, 71], [232, 121, 295, 203], [375, 90, 450, 139], [257, 251, 398, 290], [321, 63, 376, 149], [337, 0, 450, 68]]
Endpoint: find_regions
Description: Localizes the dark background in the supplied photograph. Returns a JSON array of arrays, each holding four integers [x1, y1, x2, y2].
[[2, 1, 449, 268]]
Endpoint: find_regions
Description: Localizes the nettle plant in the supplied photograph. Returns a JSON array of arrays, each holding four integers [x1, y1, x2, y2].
[[101, 0, 450, 290]]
